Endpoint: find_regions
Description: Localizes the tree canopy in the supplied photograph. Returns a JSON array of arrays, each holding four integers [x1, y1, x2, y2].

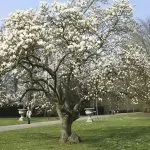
[[0, 0, 144, 143]]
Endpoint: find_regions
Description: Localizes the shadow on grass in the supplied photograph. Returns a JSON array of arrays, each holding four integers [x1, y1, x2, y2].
[[82, 125, 150, 149], [21, 132, 59, 141]]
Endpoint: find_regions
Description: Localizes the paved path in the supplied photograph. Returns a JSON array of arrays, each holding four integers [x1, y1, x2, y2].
[[0, 115, 113, 132], [0, 120, 61, 132]]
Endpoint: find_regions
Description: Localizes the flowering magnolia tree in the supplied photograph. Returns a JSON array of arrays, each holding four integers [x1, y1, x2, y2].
[[118, 44, 150, 111], [0, 0, 134, 143]]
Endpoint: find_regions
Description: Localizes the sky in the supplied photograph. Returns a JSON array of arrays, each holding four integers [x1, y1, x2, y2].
[[0, 0, 150, 25], [130, 0, 150, 19]]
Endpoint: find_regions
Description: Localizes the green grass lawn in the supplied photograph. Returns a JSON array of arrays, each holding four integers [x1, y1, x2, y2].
[[1, 113, 150, 150], [0, 117, 59, 126]]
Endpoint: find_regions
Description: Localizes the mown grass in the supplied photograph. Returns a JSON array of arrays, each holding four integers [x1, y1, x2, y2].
[[0, 117, 59, 126], [1, 113, 150, 150]]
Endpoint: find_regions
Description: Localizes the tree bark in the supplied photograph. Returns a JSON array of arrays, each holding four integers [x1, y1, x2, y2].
[[60, 114, 72, 143], [56, 104, 81, 143]]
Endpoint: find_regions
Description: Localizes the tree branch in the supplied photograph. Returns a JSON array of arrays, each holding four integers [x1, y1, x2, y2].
[[55, 52, 70, 72], [19, 88, 45, 102]]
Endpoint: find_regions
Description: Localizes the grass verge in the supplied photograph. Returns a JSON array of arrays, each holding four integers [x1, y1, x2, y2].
[[0, 113, 150, 150]]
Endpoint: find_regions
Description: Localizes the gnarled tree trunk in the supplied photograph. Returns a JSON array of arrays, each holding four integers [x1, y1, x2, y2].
[[56, 104, 81, 143]]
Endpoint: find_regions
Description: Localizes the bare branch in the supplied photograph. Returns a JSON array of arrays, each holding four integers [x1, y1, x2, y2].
[[55, 52, 70, 72], [19, 88, 45, 102]]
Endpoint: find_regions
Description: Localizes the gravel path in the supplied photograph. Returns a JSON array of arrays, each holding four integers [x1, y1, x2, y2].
[[0, 115, 113, 132], [0, 120, 61, 132]]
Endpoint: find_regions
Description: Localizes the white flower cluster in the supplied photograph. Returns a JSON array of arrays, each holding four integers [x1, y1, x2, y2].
[[0, 0, 138, 107]]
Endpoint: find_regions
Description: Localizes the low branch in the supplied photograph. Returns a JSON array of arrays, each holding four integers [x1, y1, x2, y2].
[[73, 99, 85, 112], [25, 57, 56, 79], [19, 88, 45, 102]]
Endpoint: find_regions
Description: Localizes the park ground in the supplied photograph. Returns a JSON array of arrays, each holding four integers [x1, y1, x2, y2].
[[0, 113, 150, 150]]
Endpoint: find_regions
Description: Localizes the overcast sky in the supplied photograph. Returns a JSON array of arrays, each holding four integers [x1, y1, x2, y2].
[[0, 0, 150, 25]]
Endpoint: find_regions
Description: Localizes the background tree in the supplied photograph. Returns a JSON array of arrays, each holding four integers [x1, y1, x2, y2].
[[132, 19, 150, 110], [133, 19, 150, 56]]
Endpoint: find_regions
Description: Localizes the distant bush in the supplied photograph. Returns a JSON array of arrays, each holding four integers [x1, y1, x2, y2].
[[0, 105, 19, 117]]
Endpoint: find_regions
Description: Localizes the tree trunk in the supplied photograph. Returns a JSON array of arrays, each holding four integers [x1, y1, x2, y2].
[[56, 105, 81, 143], [60, 115, 72, 143]]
